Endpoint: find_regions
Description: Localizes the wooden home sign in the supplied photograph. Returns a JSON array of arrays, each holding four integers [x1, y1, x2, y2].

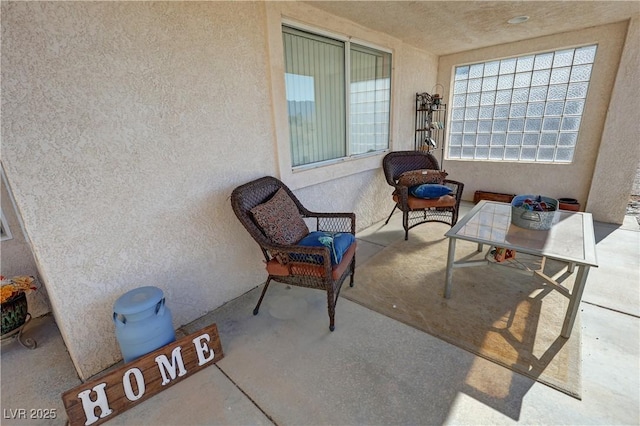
[[62, 323, 223, 426]]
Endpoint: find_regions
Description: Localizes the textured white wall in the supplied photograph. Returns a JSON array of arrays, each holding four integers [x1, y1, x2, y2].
[[1, 1, 437, 378], [2, 2, 277, 378], [587, 15, 640, 222], [437, 21, 630, 222], [394, 44, 440, 152]]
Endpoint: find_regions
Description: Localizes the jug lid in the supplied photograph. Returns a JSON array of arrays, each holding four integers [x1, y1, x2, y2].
[[114, 286, 164, 315]]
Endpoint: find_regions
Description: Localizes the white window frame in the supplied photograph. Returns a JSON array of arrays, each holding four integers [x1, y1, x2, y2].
[[267, 16, 394, 190], [0, 210, 12, 241]]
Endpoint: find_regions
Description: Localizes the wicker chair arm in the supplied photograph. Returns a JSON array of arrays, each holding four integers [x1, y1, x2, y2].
[[391, 184, 410, 206], [303, 212, 356, 234], [263, 242, 333, 274], [443, 179, 464, 201], [392, 183, 410, 192]]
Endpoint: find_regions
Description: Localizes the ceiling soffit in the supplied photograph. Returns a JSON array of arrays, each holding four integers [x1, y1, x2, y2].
[[304, 1, 640, 56]]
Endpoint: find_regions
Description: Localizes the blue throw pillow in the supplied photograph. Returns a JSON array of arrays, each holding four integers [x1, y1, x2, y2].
[[410, 184, 452, 199], [297, 231, 355, 265]]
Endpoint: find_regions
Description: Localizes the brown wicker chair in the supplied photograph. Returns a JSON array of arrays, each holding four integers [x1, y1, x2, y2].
[[383, 151, 464, 240], [231, 176, 356, 331]]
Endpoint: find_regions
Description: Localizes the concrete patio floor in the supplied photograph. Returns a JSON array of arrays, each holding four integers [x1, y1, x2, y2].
[[2, 201, 639, 425]]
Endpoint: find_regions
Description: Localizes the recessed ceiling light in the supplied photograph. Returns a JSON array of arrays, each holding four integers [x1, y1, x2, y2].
[[508, 15, 530, 24]]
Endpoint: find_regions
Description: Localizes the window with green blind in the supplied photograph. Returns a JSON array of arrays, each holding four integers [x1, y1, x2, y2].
[[282, 26, 391, 168]]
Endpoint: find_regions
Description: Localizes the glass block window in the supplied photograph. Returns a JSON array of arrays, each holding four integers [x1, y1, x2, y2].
[[448, 45, 597, 163]]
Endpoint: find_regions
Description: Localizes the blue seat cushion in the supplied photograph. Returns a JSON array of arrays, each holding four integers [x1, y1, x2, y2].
[[410, 184, 453, 199], [297, 231, 356, 265]]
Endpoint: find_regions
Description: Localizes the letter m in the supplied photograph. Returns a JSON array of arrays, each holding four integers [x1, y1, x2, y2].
[[155, 347, 187, 386]]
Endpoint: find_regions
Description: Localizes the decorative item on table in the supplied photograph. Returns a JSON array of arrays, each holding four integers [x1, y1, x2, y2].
[[1, 275, 37, 335], [492, 247, 516, 263], [511, 194, 558, 231]]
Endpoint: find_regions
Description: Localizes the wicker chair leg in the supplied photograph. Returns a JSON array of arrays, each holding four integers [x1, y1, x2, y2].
[[403, 212, 409, 240], [327, 290, 336, 332], [384, 205, 398, 225], [349, 258, 356, 287], [253, 277, 272, 315]]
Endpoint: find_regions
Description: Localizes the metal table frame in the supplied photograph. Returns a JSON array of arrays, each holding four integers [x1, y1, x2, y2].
[[444, 200, 598, 338]]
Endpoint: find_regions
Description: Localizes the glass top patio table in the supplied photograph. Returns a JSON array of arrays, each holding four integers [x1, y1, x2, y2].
[[446, 201, 598, 266], [443, 200, 598, 338]]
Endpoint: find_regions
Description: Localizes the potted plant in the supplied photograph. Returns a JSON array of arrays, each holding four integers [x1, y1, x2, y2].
[[1, 275, 37, 336]]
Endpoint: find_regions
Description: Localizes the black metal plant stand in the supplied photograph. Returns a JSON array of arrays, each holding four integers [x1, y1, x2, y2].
[[1, 313, 37, 349], [415, 92, 447, 167]]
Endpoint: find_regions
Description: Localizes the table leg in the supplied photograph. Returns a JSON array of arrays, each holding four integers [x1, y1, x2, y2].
[[477, 243, 483, 252], [444, 238, 457, 299], [561, 265, 590, 338], [568, 261, 576, 274]]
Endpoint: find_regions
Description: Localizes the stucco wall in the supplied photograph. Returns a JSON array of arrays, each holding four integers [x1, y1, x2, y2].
[[587, 15, 640, 222], [437, 21, 630, 222], [1, 1, 437, 378], [2, 2, 277, 378]]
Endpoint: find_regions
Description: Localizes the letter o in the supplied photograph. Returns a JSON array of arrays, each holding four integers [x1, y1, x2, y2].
[[122, 368, 146, 401]]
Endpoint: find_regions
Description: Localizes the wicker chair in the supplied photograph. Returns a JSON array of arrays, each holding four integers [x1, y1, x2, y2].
[[230, 176, 356, 331], [382, 151, 464, 240]]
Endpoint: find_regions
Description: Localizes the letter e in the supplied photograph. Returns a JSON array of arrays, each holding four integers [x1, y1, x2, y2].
[[192, 334, 215, 366]]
